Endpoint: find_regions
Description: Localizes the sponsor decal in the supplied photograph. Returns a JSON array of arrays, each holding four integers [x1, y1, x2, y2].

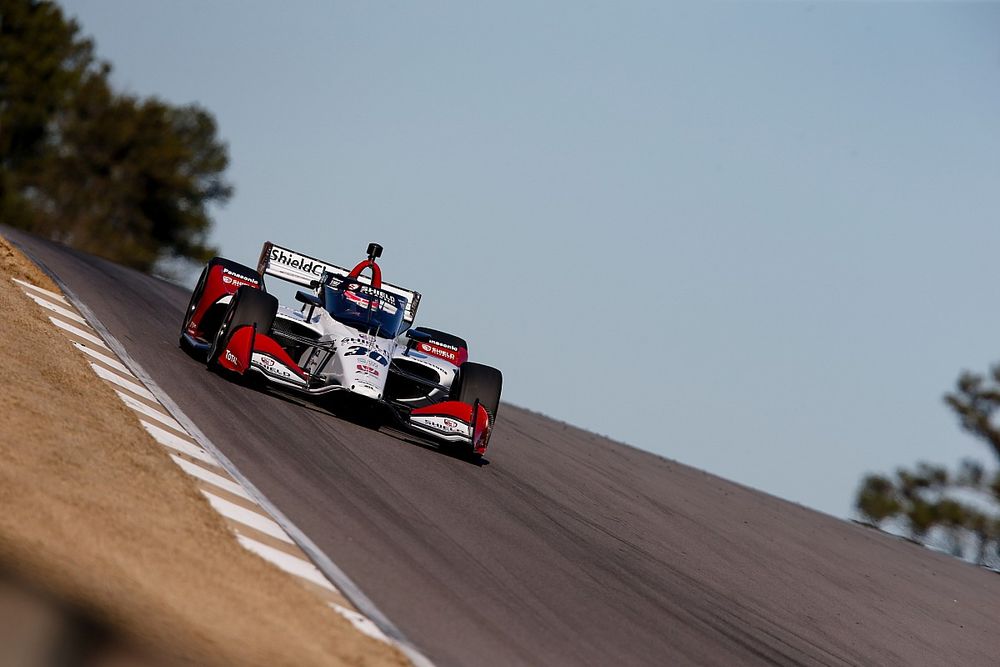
[[340, 335, 375, 346], [221, 267, 259, 287], [356, 364, 380, 377], [343, 286, 399, 314], [419, 342, 457, 362], [344, 290, 372, 309], [225, 350, 238, 364], [413, 416, 469, 435], [429, 339, 459, 351], [345, 345, 389, 366], [269, 248, 327, 277], [252, 353, 300, 381], [356, 283, 395, 301]]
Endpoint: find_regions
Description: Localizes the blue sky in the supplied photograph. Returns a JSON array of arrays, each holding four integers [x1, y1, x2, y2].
[[60, 1, 1000, 517]]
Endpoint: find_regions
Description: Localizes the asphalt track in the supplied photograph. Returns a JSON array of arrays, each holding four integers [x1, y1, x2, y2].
[[8, 229, 1000, 666]]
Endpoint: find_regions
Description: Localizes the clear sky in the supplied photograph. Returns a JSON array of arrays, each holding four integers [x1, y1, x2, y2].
[[59, 0, 1000, 518]]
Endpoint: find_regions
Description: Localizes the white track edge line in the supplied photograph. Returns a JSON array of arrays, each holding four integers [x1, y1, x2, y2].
[[331, 603, 392, 642], [12, 277, 69, 303], [235, 534, 337, 592], [26, 292, 87, 324], [11, 239, 436, 667], [202, 490, 294, 544], [90, 363, 155, 399], [117, 391, 184, 431], [169, 454, 251, 500], [75, 342, 132, 375], [140, 420, 217, 466], [49, 317, 109, 348]]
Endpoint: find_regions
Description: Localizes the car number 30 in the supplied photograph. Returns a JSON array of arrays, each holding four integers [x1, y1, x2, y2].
[[344, 345, 389, 367]]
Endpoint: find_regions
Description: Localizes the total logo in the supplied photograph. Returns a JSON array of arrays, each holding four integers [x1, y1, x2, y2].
[[225, 350, 238, 364]]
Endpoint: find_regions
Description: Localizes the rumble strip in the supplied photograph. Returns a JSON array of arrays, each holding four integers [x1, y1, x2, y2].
[[12, 276, 433, 667]]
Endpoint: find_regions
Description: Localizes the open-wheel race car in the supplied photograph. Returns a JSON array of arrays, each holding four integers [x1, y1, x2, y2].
[[179, 241, 502, 458]]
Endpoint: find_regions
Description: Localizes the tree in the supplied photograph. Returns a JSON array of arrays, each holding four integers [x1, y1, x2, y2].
[[0, 0, 229, 272], [0, 0, 97, 220], [855, 368, 1000, 568]]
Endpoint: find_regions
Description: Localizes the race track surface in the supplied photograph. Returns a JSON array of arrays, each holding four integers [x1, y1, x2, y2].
[[8, 229, 1000, 666]]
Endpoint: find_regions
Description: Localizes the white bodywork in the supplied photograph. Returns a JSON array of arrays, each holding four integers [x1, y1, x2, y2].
[[250, 305, 471, 442], [251, 304, 396, 399], [245, 242, 474, 444]]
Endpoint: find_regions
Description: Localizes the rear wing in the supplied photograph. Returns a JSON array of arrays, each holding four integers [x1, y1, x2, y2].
[[257, 241, 422, 325]]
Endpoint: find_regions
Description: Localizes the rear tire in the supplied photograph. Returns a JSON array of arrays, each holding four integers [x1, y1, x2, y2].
[[450, 362, 503, 421], [207, 286, 278, 370]]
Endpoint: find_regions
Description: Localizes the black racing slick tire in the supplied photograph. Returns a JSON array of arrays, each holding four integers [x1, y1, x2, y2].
[[206, 286, 278, 370], [179, 264, 210, 352], [180, 257, 262, 353], [450, 362, 503, 421]]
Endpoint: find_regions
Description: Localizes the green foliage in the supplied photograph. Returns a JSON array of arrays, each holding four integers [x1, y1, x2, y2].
[[0, 0, 229, 271], [855, 369, 1000, 567], [944, 367, 1000, 462]]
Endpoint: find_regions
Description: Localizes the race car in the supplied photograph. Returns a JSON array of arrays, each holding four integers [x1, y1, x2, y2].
[[179, 241, 502, 457]]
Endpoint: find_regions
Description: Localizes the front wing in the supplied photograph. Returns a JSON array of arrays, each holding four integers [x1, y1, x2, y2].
[[214, 324, 494, 454]]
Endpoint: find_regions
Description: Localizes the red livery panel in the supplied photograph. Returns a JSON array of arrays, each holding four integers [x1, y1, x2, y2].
[[187, 264, 261, 339], [412, 401, 492, 454], [416, 341, 469, 366]]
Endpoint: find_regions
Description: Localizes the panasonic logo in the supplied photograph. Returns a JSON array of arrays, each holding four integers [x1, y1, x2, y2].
[[222, 267, 259, 285]]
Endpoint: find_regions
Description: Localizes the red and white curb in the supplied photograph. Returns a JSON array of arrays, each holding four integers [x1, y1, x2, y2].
[[13, 276, 433, 666]]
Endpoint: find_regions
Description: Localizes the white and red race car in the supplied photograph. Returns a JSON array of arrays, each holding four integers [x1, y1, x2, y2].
[[179, 241, 502, 458]]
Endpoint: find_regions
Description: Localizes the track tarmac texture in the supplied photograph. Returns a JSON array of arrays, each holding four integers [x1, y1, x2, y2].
[[8, 228, 1000, 667]]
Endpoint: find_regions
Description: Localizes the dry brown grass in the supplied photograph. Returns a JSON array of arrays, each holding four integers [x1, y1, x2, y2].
[[0, 236, 407, 667]]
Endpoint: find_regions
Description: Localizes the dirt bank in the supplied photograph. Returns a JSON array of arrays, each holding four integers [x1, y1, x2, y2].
[[0, 235, 406, 667]]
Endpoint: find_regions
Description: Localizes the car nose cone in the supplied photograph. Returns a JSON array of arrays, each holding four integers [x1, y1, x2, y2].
[[350, 382, 381, 400]]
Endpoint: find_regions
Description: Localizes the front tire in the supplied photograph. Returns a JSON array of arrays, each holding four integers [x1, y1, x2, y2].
[[180, 257, 263, 355], [206, 286, 278, 370], [179, 264, 210, 351], [450, 362, 503, 422]]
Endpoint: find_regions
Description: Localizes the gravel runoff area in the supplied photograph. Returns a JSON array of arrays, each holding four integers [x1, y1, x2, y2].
[[0, 235, 407, 667]]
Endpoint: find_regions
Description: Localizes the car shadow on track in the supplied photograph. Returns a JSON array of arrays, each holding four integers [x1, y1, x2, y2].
[[215, 368, 490, 467]]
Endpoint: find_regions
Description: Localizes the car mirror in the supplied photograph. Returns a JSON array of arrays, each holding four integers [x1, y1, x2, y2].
[[295, 290, 323, 307], [406, 328, 432, 342]]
